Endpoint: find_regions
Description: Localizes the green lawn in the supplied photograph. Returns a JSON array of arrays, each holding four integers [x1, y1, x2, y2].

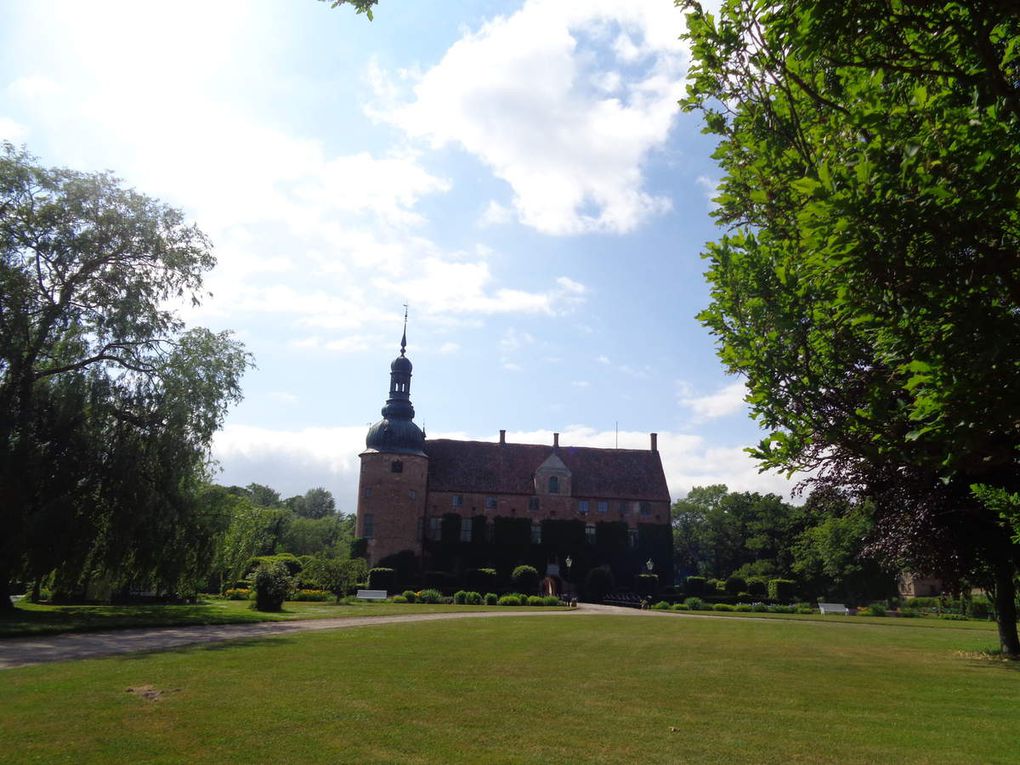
[[0, 599, 525, 638], [2, 613, 1017, 764]]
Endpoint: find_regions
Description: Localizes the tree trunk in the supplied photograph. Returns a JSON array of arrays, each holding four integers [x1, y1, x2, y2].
[[0, 575, 14, 612], [992, 559, 1019, 657]]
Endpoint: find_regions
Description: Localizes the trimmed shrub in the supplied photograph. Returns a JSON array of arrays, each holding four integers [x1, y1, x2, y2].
[[685, 576, 707, 596], [527, 595, 545, 606], [724, 576, 747, 597], [769, 604, 795, 614], [464, 591, 483, 605], [751, 602, 768, 613], [416, 588, 442, 604], [683, 596, 705, 610], [651, 600, 671, 610], [898, 607, 920, 617], [292, 589, 331, 602], [734, 604, 753, 612], [484, 592, 499, 605], [391, 595, 408, 603], [747, 578, 767, 598], [424, 571, 452, 590], [795, 605, 815, 614], [713, 603, 735, 612], [439, 596, 454, 605], [767, 578, 796, 602], [465, 568, 498, 593], [584, 566, 615, 602], [511, 565, 540, 595], [635, 573, 659, 596], [453, 590, 469, 604], [939, 613, 968, 621], [967, 598, 992, 620], [402, 589, 417, 603], [367, 568, 395, 592], [707, 578, 725, 594], [862, 603, 887, 617], [671, 603, 690, 611], [224, 588, 251, 600], [253, 561, 291, 612], [542, 596, 560, 606], [498, 594, 522, 606]]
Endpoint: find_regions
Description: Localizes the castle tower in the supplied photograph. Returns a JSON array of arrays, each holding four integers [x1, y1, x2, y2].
[[356, 312, 428, 567]]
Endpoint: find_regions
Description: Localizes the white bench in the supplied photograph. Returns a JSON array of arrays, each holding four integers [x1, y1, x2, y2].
[[818, 602, 848, 615], [356, 589, 388, 601]]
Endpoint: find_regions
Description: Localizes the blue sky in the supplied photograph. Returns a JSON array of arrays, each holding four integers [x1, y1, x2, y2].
[[0, 0, 798, 511]]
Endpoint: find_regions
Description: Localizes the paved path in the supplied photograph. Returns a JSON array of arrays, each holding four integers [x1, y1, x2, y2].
[[0, 607, 613, 670]]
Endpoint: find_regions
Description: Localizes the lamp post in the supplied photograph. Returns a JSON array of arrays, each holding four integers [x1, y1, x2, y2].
[[565, 555, 573, 581], [646, 558, 654, 573]]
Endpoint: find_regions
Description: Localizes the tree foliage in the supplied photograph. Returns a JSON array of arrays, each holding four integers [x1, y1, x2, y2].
[[0, 144, 251, 606], [681, 0, 1020, 653], [319, 0, 377, 21]]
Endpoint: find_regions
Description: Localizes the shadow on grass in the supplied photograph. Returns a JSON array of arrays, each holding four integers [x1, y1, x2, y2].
[[117, 634, 301, 663], [958, 649, 1020, 672]]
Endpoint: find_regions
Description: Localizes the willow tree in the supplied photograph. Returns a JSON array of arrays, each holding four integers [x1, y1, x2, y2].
[[0, 144, 251, 606], [681, 2, 1020, 653]]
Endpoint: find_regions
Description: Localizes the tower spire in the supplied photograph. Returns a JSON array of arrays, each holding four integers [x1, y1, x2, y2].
[[400, 303, 408, 357]]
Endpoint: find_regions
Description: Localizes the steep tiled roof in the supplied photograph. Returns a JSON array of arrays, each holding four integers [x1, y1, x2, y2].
[[423, 439, 670, 501]]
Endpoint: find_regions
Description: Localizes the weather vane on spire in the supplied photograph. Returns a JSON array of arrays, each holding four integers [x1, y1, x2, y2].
[[400, 303, 408, 356]]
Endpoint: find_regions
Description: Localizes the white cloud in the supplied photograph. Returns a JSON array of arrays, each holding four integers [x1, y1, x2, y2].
[[373, 0, 688, 235], [438, 341, 460, 355], [5, 3, 590, 344], [0, 116, 27, 142], [375, 259, 587, 317], [680, 381, 748, 421], [696, 174, 720, 210], [479, 200, 513, 227]]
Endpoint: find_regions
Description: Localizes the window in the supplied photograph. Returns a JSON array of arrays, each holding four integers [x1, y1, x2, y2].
[[628, 528, 639, 548], [429, 517, 442, 541], [640, 502, 651, 516], [363, 513, 374, 539], [363, 487, 373, 498], [528, 496, 540, 512], [548, 476, 560, 494], [585, 523, 596, 544], [391, 459, 403, 473], [619, 501, 627, 514], [485, 495, 497, 510], [409, 489, 417, 500], [452, 494, 463, 507], [460, 518, 473, 543], [531, 523, 542, 544], [597, 500, 608, 514], [578, 500, 590, 514]]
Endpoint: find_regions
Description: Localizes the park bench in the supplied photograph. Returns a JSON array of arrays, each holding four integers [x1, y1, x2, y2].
[[356, 589, 388, 601], [818, 602, 849, 615]]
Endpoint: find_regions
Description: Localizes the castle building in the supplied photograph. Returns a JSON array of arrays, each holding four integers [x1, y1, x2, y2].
[[355, 325, 673, 590]]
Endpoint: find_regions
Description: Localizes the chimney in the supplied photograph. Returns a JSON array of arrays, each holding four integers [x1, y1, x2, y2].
[[553, 432, 560, 448], [499, 429, 506, 445], [650, 432, 658, 452]]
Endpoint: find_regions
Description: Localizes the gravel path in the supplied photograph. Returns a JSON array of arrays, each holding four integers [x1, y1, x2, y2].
[[0, 607, 605, 670]]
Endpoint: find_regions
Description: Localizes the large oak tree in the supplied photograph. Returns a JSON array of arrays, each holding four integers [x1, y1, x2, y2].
[[681, 1, 1020, 653]]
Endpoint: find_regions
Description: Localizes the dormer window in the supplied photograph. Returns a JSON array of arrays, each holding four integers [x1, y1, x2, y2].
[[548, 476, 560, 494], [391, 460, 403, 473]]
